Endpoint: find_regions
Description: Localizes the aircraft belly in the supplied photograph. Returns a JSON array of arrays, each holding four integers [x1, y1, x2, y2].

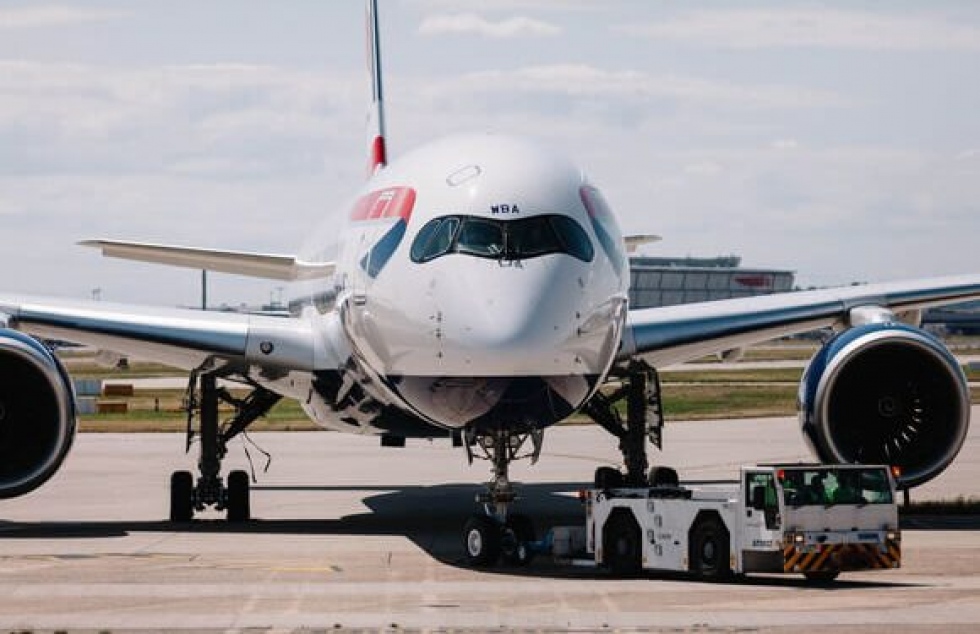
[[301, 366, 597, 434], [390, 374, 598, 430]]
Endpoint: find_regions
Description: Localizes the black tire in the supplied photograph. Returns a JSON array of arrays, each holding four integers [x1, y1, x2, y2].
[[804, 570, 840, 583], [604, 512, 642, 576], [169, 470, 194, 522], [690, 517, 731, 579], [226, 470, 250, 522], [649, 466, 679, 487], [501, 514, 536, 566], [595, 466, 624, 489], [463, 515, 501, 567]]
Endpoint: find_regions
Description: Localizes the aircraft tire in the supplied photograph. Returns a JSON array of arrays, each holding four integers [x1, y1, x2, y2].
[[594, 466, 623, 489], [463, 514, 501, 567], [502, 513, 536, 566], [226, 470, 250, 522], [169, 470, 194, 522]]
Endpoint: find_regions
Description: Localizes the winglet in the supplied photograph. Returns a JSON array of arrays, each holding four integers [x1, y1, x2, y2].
[[624, 234, 662, 254], [366, 0, 387, 176], [80, 240, 335, 282]]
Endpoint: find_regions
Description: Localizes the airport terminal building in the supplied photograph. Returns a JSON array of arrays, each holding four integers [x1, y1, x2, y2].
[[628, 256, 795, 309]]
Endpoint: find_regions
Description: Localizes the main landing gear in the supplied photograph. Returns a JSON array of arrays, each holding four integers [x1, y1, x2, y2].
[[461, 427, 543, 567], [583, 360, 664, 488], [169, 371, 281, 522]]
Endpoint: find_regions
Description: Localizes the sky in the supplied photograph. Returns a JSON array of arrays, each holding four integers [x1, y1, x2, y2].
[[1, 1, 979, 307]]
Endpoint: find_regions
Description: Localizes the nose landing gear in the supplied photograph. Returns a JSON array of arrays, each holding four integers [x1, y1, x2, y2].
[[458, 361, 663, 567], [461, 427, 542, 567]]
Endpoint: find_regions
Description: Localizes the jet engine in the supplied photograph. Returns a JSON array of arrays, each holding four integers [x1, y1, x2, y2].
[[799, 323, 969, 488], [0, 329, 76, 498]]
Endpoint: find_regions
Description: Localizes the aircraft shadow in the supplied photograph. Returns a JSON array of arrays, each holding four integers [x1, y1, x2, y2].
[[0, 480, 932, 586], [900, 514, 980, 531], [0, 481, 585, 560]]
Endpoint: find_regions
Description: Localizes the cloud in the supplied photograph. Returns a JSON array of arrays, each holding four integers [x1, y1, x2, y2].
[[434, 64, 849, 110], [419, 13, 561, 38], [617, 8, 980, 51], [0, 5, 126, 29], [770, 139, 800, 150], [0, 60, 358, 178], [408, 0, 595, 12], [683, 160, 724, 176]]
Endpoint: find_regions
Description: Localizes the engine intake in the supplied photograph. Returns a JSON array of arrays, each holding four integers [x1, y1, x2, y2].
[[0, 329, 76, 498], [800, 323, 969, 488]]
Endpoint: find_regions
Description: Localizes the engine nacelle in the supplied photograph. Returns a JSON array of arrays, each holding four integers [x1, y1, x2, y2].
[[0, 329, 76, 498], [799, 323, 969, 488]]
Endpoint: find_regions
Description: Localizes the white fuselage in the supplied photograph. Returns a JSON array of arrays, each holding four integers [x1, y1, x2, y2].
[[291, 134, 629, 435]]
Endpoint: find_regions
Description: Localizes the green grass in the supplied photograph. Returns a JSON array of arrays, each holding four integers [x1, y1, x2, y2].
[[79, 388, 319, 432], [66, 342, 980, 431], [662, 384, 799, 420], [62, 360, 189, 379], [660, 368, 802, 383]]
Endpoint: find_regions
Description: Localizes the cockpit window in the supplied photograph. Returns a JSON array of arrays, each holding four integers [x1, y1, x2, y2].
[[457, 218, 504, 257], [551, 216, 594, 262], [580, 185, 625, 276], [411, 216, 460, 263], [509, 215, 560, 258], [410, 214, 593, 264]]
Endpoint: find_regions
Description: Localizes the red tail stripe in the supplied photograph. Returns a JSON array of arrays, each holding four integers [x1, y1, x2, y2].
[[349, 186, 416, 222], [369, 135, 387, 174]]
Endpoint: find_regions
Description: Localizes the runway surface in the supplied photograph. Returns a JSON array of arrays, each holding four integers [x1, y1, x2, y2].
[[2, 411, 980, 632]]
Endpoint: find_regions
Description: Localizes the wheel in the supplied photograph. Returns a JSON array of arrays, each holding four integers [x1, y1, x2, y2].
[[226, 470, 250, 522], [603, 512, 642, 576], [690, 517, 731, 579], [648, 466, 679, 487], [595, 466, 624, 489], [169, 470, 194, 522], [804, 570, 840, 583], [501, 514, 536, 566], [463, 514, 501, 567]]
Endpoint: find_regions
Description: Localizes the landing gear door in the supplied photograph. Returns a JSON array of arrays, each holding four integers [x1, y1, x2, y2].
[[742, 470, 779, 551]]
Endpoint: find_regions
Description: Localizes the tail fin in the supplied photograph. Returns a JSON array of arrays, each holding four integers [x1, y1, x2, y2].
[[366, 0, 387, 176]]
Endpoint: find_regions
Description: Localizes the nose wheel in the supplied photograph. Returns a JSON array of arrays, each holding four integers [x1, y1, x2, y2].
[[461, 427, 541, 567], [463, 512, 536, 567]]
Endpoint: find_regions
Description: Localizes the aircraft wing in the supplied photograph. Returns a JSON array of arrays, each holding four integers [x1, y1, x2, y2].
[[0, 295, 330, 373], [80, 240, 335, 281], [621, 274, 980, 367]]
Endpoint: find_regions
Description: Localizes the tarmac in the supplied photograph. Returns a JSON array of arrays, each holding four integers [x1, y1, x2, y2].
[[2, 410, 980, 632]]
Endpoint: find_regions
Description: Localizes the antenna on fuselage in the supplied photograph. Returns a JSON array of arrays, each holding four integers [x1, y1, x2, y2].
[[366, 0, 387, 176]]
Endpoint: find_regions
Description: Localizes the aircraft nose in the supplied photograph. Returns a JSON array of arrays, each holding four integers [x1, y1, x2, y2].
[[354, 254, 625, 380], [433, 257, 620, 375], [462, 266, 560, 347]]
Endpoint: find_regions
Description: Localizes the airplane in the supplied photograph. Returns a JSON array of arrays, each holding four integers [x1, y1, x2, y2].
[[1, 0, 980, 567]]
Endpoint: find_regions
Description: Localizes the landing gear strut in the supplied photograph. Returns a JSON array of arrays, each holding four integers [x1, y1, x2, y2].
[[169, 371, 281, 522], [461, 427, 542, 567], [584, 360, 663, 487]]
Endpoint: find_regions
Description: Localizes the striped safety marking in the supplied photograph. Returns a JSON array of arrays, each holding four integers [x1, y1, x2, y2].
[[782, 539, 901, 573]]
